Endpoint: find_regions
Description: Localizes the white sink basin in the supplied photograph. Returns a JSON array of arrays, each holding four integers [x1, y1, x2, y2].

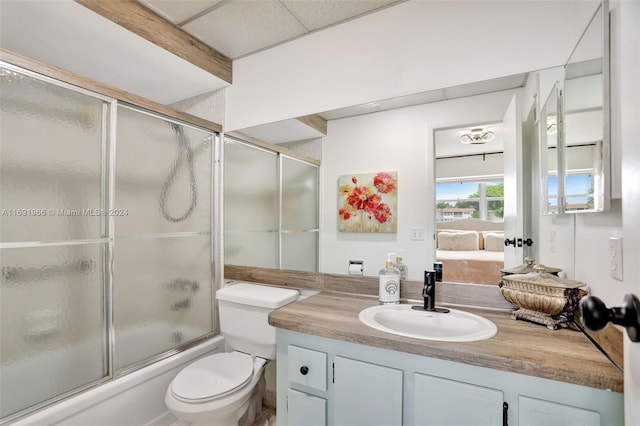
[[358, 304, 498, 342]]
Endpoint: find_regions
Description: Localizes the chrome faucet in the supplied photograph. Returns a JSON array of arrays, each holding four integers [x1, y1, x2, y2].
[[412, 270, 450, 313]]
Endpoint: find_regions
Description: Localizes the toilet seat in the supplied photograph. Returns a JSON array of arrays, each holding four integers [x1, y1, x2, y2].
[[170, 352, 255, 403]]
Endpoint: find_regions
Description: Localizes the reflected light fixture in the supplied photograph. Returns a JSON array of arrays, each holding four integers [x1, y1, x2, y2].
[[547, 122, 557, 135], [459, 128, 495, 144]]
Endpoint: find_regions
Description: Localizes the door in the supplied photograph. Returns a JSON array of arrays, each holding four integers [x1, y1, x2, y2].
[[620, 1, 640, 423], [413, 373, 504, 426], [502, 93, 524, 267], [333, 356, 402, 426], [518, 396, 599, 426]]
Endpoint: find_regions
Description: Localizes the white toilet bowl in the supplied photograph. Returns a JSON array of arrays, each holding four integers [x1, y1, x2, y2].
[[165, 351, 267, 426], [166, 282, 300, 426]]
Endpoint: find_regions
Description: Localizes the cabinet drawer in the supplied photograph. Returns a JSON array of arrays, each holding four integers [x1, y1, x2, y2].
[[287, 389, 326, 426], [288, 345, 327, 391]]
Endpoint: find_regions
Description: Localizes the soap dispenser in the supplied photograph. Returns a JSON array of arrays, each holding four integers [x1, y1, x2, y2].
[[395, 250, 408, 280], [379, 253, 401, 304]]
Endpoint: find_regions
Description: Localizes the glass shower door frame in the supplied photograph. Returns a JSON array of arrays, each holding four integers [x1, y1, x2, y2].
[[0, 61, 116, 422], [0, 61, 218, 423]]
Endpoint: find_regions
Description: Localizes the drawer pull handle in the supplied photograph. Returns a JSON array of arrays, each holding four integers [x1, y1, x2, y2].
[[300, 366, 309, 375]]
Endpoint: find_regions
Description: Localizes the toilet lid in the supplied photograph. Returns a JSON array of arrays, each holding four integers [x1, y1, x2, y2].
[[171, 352, 254, 401]]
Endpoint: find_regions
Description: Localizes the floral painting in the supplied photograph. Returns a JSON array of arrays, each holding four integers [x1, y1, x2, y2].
[[338, 171, 397, 233]]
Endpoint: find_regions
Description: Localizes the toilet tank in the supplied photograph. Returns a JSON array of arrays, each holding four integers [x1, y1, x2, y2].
[[216, 283, 299, 359]]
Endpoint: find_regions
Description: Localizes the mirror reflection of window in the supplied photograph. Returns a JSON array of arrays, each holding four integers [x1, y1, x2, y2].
[[565, 173, 596, 211], [436, 180, 504, 222]]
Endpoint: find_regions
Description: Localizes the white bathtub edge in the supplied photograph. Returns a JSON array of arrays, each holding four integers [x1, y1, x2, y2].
[[11, 336, 224, 426]]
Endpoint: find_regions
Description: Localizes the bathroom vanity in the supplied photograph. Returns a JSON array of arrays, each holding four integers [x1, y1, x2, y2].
[[269, 292, 623, 426]]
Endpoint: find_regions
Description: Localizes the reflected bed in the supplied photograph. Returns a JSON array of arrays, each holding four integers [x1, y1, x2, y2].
[[436, 218, 504, 285]]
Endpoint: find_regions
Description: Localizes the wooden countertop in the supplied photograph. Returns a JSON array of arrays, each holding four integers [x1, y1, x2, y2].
[[269, 292, 623, 393]]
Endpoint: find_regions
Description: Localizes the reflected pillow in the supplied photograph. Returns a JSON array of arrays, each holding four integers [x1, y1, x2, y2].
[[484, 232, 505, 252], [437, 231, 479, 251]]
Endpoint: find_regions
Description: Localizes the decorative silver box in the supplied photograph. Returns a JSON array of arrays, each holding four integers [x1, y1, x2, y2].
[[499, 264, 588, 330], [500, 256, 561, 277]]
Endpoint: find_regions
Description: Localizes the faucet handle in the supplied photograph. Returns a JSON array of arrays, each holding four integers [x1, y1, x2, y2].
[[413, 271, 450, 313]]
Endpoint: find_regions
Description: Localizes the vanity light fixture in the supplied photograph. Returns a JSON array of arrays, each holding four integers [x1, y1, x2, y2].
[[459, 128, 495, 144]]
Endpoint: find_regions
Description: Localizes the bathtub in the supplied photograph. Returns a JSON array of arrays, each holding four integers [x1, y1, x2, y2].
[[4, 327, 223, 426]]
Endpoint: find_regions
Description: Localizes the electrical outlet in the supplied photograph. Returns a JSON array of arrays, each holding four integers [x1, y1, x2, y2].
[[609, 237, 623, 281], [410, 227, 425, 240]]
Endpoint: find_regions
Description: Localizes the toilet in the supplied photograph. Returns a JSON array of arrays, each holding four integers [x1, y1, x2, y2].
[[165, 282, 299, 426]]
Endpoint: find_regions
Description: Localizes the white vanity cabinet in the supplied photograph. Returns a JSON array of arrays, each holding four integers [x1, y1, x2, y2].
[[287, 389, 326, 426], [413, 373, 504, 426], [517, 396, 600, 426], [333, 356, 403, 426], [276, 329, 623, 426]]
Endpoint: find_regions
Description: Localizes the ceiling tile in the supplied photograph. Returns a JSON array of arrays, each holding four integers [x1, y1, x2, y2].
[[281, 0, 400, 31], [138, 0, 223, 25], [183, 0, 307, 59]]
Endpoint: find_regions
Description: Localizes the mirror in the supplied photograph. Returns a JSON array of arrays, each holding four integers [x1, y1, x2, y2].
[[434, 123, 505, 285], [226, 2, 606, 283], [561, 1, 609, 213], [541, 83, 560, 215]]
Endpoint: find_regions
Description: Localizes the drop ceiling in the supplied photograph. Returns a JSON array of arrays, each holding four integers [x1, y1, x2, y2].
[[138, 0, 404, 59], [0, 0, 406, 105]]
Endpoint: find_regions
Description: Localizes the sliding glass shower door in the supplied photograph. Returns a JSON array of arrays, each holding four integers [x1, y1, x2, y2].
[[113, 105, 214, 371], [0, 65, 110, 418], [223, 137, 319, 272], [0, 63, 216, 420]]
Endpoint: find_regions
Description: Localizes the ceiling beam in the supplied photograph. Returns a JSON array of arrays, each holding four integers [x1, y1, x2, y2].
[[74, 0, 232, 84], [296, 114, 328, 135]]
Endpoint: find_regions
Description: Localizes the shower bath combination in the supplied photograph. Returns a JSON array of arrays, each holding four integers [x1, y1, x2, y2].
[[0, 62, 217, 422]]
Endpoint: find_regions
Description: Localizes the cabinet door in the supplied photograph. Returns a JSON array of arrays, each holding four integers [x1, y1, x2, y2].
[[518, 396, 600, 426], [288, 389, 326, 426], [333, 356, 403, 426], [414, 373, 504, 426]]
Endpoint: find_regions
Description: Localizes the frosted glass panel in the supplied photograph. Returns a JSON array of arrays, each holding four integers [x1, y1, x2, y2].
[[282, 232, 318, 272], [113, 235, 213, 370], [224, 232, 278, 268], [224, 138, 278, 231], [115, 106, 212, 236], [282, 157, 318, 230], [0, 244, 106, 417], [0, 67, 104, 242]]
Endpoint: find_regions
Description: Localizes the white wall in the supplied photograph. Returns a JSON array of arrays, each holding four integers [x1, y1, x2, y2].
[[610, 0, 640, 422], [321, 90, 516, 280], [226, 0, 599, 131]]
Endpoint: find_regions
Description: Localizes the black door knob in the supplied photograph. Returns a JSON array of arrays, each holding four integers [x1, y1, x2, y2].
[[300, 366, 309, 375], [580, 294, 640, 342], [504, 238, 516, 247]]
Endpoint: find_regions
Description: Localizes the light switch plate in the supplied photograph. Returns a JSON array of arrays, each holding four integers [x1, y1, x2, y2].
[[609, 237, 623, 281], [410, 227, 425, 240]]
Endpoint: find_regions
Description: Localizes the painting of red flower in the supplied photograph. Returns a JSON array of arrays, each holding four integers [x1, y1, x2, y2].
[[338, 171, 397, 233]]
